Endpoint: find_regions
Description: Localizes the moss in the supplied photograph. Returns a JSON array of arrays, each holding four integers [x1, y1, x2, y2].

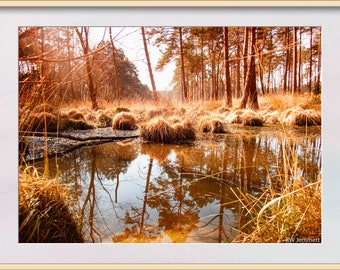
[[96, 113, 112, 128]]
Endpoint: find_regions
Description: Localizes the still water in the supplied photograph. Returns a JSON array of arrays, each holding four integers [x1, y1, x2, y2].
[[32, 126, 321, 243]]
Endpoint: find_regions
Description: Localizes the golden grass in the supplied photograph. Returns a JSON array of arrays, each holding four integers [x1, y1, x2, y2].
[[280, 106, 321, 127], [112, 112, 137, 130], [199, 116, 226, 133], [140, 118, 175, 143], [140, 117, 196, 143], [241, 110, 264, 127], [19, 167, 84, 243]]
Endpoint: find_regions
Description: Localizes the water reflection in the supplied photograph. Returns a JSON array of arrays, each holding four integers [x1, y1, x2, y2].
[[31, 127, 321, 243]]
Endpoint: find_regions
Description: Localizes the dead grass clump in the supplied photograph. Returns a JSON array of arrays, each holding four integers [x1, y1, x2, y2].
[[226, 109, 244, 124], [33, 103, 56, 114], [140, 118, 175, 143], [280, 107, 321, 126], [242, 110, 264, 127], [145, 109, 163, 120], [67, 110, 86, 121], [19, 169, 84, 243], [23, 112, 59, 132], [96, 113, 112, 128], [112, 112, 137, 130], [199, 117, 226, 133], [173, 119, 196, 141], [113, 107, 130, 114], [260, 110, 280, 125]]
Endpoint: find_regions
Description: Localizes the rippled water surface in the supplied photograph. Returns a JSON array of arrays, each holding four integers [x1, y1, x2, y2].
[[32, 126, 321, 243]]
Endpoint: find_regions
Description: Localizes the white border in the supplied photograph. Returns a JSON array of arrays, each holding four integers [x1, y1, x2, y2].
[[1, 6, 339, 265]]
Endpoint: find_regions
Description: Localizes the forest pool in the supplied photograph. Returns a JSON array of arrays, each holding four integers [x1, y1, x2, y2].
[[30, 126, 321, 243]]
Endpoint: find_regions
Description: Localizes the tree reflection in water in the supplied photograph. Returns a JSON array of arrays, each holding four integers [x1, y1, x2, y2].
[[37, 127, 321, 243]]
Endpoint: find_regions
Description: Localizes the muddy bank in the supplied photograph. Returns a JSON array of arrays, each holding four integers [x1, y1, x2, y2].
[[21, 127, 139, 161]]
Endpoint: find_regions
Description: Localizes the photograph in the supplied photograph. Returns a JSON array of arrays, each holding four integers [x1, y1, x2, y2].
[[18, 25, 322, 244]]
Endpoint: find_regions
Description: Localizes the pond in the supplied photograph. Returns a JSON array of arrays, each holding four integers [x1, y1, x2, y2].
[[30, 126, 321, 243]]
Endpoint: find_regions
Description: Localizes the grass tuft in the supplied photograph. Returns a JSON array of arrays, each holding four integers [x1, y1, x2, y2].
[[19, 167, 84, 243], [112, 112, 137, 130]]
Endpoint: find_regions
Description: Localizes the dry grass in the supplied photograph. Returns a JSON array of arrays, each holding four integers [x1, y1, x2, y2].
[[112, 112, 137, 130], [280, 106, 321, 127], [140, 118, 175, 143], [199, 116, 226, 133], [140, 117, 196, 143], [232, 134, 321, 243], [241, 110, 264, 127], [19, 167, 84, 243]]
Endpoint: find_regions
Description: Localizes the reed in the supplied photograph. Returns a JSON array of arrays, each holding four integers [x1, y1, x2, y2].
[[232, 133, 321, 243]]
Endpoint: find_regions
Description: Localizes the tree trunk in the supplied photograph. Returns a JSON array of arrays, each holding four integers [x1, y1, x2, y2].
[[179, 27, 188, 102], [235, 28, 242, 98], [224, 27, 232, 107], [309, 27, 313, 94], [315, 31, 322, 94], [109, 27, 121, 106], [292, 27, 298, 94], [283, 27, 290, 93], [240, 27, 259, 110], [75, 27, 98, 110], [243, 27, 249, 84], [141, 27, 159, 103]]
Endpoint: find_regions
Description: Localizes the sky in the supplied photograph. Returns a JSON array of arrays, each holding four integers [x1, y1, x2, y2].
[[90, 27, 175, 91]]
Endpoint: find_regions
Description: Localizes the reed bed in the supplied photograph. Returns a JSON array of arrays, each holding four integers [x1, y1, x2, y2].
[[232, 134, 321, 243], [19, 167, 84, 243]]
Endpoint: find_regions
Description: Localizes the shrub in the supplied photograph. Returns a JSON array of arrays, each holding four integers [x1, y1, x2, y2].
[[112, 112, 137, 130]]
